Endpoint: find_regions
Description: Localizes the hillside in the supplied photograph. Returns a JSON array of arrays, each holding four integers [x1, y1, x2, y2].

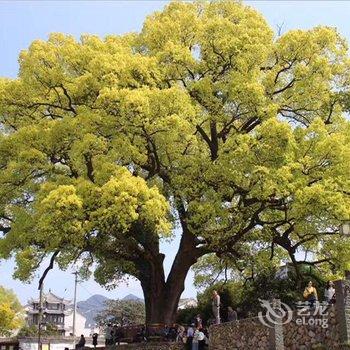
[[77, 294, 143, 326], [77, 294, 110, 327]]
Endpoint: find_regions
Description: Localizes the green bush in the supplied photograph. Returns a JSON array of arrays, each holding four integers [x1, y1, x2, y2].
[[195, 265, 328, 324]]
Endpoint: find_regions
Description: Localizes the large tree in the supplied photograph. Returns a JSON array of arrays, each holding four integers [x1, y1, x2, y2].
[[0, 1, 350, 324]]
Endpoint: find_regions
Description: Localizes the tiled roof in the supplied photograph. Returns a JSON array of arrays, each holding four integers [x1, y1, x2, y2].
[[28, 310, 70, 315], [29, 291, 71, 304]]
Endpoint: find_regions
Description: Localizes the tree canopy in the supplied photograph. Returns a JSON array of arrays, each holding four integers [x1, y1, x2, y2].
[[0, 286, 23, 336], [191, 263, 328, 324], [0, 0, 349, 323], [17, 323, 60, 337], [95, 299, 145, 326]]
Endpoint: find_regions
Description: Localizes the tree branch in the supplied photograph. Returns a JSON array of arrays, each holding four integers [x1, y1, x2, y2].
[[38, 250, 60, 290]]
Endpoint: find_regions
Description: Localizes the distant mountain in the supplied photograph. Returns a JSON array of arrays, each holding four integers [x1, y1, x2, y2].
[[77, 294, 144, 327], [77, 294, 110, 327], [122, 294, 143, 302]]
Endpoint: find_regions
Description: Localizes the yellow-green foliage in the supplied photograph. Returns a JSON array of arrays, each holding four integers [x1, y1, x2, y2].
[[0, 0, 349, 287], [0, 286, 23, 336]]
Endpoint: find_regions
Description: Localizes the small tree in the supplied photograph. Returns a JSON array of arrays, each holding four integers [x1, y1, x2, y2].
[[95, 300, 145, 326], [0, 286, 23, 336], [18, 323, 60, 337], [176, 307, 199, 326]]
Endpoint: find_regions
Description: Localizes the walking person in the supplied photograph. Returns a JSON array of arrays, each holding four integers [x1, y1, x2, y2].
[[92, 333, 98, 349], [212, 290, 221, 324], [303, 281, 318, 308], [186, 324, 194, 350]]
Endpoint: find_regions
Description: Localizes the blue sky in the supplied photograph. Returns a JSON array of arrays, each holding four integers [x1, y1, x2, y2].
[[1, 0, 350, 304]]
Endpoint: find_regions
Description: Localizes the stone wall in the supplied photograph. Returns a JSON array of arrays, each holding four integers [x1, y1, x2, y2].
[[105, 344, 184, 350], [18, 342, 185, 350], [209, 317, 270, 350], [209, 306, 343, 350], [209, 274, 350, 349], [283, 309, 340, 350]]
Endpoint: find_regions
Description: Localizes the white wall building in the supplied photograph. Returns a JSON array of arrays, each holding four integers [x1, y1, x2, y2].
[[65, 310, 98, 337], [24, 291, 92, 337]]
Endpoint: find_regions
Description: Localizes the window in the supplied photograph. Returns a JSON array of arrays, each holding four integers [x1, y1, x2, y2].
[[47, 303, 59, 310], [33, 314, 39, 325]]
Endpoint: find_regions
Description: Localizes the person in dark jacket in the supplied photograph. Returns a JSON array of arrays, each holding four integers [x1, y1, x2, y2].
[[92, 333, 98, 348], [76, 335, 85, 349]]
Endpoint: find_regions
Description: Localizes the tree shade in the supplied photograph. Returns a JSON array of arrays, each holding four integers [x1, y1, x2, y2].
[[0, 0, 350, 324]]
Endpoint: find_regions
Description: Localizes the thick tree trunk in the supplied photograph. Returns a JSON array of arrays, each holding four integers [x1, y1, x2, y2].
[[138, 251, 166, 324], [139, 227, 202, 325], [141, 263, 195, 325]]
